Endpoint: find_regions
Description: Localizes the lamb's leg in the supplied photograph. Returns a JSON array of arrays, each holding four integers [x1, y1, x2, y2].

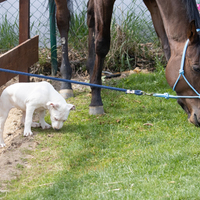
[[0, 107, 12, 147], [39, 110, 51, 129], [21, 111, 40, 128], [23, 105, 35, 136]]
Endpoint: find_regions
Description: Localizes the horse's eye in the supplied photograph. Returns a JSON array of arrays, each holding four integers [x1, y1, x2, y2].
[[192, 65, 200, 73]]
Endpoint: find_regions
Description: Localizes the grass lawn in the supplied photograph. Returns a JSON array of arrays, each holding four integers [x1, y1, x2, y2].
[[2, 69, 200, 199]]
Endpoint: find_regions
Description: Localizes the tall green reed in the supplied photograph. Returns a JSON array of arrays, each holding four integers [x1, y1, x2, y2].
[[105, 2, 162, 72], [0, 15, 19, 52], [67, 2, 163, 72]]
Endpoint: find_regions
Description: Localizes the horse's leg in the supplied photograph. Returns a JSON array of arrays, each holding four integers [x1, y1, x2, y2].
[[55, 0, 73, 98], [86, 0, 95, 76], [87, 0, 115, 115], [143, 0, 171, 61]]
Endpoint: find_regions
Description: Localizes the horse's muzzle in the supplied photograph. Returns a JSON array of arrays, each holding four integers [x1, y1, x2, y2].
[[189, 113, 200, 127]]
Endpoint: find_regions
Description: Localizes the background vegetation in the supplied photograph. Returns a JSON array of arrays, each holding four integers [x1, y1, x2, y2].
[[0, 15, 18, 52], [0, 0, 165, 73]]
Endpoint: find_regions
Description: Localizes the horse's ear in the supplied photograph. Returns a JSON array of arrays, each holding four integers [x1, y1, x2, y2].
[[187, 20, 199, 44]]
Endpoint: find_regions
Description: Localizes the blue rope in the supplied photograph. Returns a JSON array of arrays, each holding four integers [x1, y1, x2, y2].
[[1, 62, 200, 99], [172, 38, 200, 96], [153, 93, 200, 99], [0, 68, 143, 95], [172, 29, 200, 96], [172, 39, 189, 91]]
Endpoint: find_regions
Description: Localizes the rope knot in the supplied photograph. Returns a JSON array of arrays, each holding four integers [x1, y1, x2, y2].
[[164, 93, 169, 99], [179, 69, 184, 75]]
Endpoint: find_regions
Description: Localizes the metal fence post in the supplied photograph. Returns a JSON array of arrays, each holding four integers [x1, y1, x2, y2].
[[49, 0, 57, 76]]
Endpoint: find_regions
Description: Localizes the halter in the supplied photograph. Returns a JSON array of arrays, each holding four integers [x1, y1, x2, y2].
[[153, 29, 200, 99]]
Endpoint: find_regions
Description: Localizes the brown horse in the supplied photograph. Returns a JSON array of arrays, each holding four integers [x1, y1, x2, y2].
[[55, 0, 200, 126]]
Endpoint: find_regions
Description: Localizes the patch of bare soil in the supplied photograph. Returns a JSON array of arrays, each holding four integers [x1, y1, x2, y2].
[[0, 77, 30, 187], [0, 68, 148, 189]]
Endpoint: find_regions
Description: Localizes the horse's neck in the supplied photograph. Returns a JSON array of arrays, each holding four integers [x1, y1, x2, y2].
[[167, 28, 188, 57], [169, 41, 185, 57], [156, 0, 191, 44]]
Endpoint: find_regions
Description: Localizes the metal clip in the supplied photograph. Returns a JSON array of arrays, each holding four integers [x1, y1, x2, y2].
[[142, 92, 154, 96], [126, 89, 136, 94], [126, 90, 144, 95]]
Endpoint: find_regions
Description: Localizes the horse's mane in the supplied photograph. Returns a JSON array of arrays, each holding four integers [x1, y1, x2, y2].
[[184, 0, 200, 28]]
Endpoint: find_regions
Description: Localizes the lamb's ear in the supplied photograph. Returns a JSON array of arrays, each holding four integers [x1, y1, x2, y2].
[[46, 102, 60, 109], [67, 104, 75, 111]]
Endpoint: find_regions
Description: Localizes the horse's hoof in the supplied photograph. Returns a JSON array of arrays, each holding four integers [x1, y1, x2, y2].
[[89, 106, 104, 115], [59, 89, 74, 99]]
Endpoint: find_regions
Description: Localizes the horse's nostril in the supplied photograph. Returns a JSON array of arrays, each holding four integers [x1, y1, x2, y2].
[[193, 113, 200, 127]]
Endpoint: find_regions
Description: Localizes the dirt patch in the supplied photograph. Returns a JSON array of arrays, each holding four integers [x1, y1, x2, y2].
[[0, 136, 37, 188]]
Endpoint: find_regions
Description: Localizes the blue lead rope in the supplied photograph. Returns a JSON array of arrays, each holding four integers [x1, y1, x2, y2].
[[1, 34, 200, 102], [0, 68, 198, 99], [153, 93, 200, 99], [0, 68, 144, 95]]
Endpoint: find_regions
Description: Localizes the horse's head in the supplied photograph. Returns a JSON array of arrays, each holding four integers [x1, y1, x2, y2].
[[166, 20, 200, 126]]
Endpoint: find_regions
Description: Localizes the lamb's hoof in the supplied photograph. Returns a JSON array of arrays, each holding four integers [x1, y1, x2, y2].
[[59, 89, 73, 99], [41, 123, 51, 129], [31, 122, 40, 128], [89, 106, 104, 115], [23, 131, 33, 137]]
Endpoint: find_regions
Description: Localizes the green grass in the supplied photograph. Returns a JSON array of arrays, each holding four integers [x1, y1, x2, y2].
[[2, 69, 200, 199], [67, 3, 163, 73], [105, 1, 161, 72], [69, 9, 88, 52], [0, 15, 19, 52]]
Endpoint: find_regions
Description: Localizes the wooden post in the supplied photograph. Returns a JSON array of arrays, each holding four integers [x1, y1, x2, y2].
[[0, 36, 39, 86], [19, 0, 30, 43], [19, 0, 30, 82]]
